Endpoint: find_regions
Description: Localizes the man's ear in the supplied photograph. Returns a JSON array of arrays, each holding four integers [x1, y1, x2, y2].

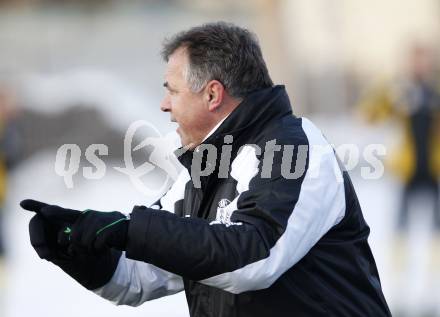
[[205, 80, 225, 112]]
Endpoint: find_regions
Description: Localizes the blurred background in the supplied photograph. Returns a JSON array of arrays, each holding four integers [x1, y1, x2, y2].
[[0, 0, 439, 316]]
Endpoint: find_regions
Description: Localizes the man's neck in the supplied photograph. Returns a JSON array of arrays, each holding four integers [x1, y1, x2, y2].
[[201, 96, 243, 143], [202, 114, 230, 142]]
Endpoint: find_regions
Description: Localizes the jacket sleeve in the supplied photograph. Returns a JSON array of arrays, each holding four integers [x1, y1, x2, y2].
[[92, 170, 190, 305], [93, 252, 184, 306], [126, 118, 347, 294]]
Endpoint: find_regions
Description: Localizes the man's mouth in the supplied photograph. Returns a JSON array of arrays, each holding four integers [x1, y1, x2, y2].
[[170, 118, 180, 134]]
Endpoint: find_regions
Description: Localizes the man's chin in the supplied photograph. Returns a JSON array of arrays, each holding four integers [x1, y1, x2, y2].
[[180, 138, 197, 150], [181, 141, 197, 150], [176, 129, 198, 150], [177, 134, 192, 150]]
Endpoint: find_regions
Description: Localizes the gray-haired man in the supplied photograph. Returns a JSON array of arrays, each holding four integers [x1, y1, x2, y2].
[[22, 22, 391, 316]]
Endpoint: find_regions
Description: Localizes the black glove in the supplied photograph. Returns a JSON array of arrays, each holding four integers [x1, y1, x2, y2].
[[21, 199, 129, 252], [68, 209, 129, 252], [20, 199, 122, 290]]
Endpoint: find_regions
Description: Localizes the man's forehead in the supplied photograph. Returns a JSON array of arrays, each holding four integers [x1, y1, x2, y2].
[[167, 47, 188, 69], [164, 48, 188, 82], [165, 61, 180, 78]]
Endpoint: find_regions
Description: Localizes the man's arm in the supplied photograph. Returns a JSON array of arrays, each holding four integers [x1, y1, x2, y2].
[[126, 118, 347, 294], [91, 169, 190, 305], [93, 252, 183, 306], [21, 169, 191, 306]]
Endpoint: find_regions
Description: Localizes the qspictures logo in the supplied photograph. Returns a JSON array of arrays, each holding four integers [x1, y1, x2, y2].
[[54, 120, 387, 194]]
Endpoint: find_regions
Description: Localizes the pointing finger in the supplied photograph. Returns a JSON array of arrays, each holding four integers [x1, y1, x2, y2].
[[20, 199, 50, 213]]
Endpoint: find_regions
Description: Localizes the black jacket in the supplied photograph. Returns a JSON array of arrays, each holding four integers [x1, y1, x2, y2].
[[95, 85, 391, 316]]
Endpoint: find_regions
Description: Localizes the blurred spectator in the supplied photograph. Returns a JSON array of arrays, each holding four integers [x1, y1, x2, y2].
[[358, 43, 440, 315], [360, 43, 440, 232]]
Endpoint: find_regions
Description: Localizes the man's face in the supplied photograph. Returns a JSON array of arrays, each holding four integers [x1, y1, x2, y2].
[[160, 47, 212, 149]]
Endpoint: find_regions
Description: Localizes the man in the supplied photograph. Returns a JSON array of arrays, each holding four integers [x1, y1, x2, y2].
[[21, 22, 391, 316]]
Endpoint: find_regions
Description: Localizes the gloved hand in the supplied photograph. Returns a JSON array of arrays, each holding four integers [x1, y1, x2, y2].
[[20, 199, 123, 290], [21, 199, 129, 252]]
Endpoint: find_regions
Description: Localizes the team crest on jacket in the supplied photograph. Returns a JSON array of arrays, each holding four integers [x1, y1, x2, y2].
[[210, 198, 241, 227], [218, 198, 231, 209]]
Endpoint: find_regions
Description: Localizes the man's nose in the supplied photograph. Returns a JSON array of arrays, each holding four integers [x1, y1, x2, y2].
[[160, 95, 171, 112]]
